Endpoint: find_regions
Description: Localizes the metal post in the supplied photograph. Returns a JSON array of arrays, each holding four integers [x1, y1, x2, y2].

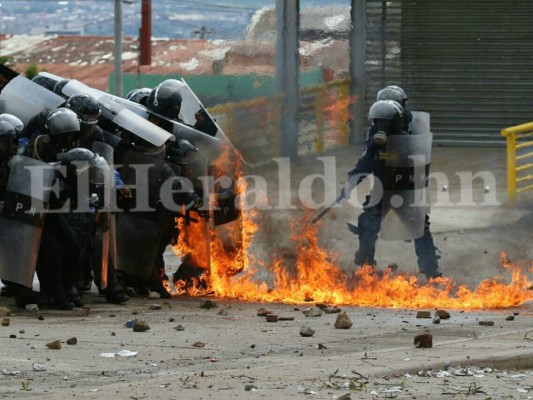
[[275, 0, 300, 158], [349, 0, 367, 144], [140, 0, 152, 66], [114, 0, 123, 96]]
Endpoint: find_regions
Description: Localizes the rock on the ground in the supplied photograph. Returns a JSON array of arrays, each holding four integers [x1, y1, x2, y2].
[[46, 340, 62, 350], [303, 307, 323, 317], [435, 309, 451, 319], [334, 311, 353, 329], [256, 307, 272, 316], [199, 299, 218, 309], [414, 330, 433, 348], [66, 337, 77, 345], [479, 320, 495, 326], [300, 326, 315, 337], [1, 318, 10, 326], [133, 319, 150, 332], [416, 311, 431, 319]]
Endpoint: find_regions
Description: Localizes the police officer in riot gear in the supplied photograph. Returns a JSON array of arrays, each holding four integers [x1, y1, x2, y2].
[[25, 107, 81, 162], [23, 110, 83, 309], [376, 85, 412, 133], [65, 93, 104, 148], [0, 114, 46, 306], [126, 88, 151, 107], [342, 99, 441, 280]]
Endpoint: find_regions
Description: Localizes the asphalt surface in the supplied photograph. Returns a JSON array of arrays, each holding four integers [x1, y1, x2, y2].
[[2, 145, 533, 399]]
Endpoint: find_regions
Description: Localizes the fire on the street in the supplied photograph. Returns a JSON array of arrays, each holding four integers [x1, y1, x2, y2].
[[173, 208, 533, 310], [171, 145, 533, 310]]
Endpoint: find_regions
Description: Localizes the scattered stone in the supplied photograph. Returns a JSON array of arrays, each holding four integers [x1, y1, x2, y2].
[[318, 343, 327, 350], [199, 299, 218, 309], [338, 395, 352, 400], [250, 344, 256, 348], [66, 337, 77, 345], [315, 303, 329, 310], [303, 308, 323, 318], [435, 309, 451, 319], [37, 315, 45, 321], [300, 326, 315, 337], [265, 314, 278, 322], [432, 316, 441, 324], [147, 291, 160, 299], [32, 363, 47, 372], [133, 319, 150, 332], [279, 316, 295, 321], [479, 320, 495, 326], [19, 329, 25, 334], [414, 330, 433, 348], [217, 309, 229, 316], [0, 307, 11, 316], [245, 384, 257, 391], [25, 304, 39, 312], [148, 304, 162, 311], [192, 341, 205, 348], [334, 311, 353, 329], [80, 306, 91, 316], [323, 306, 341, 314], [46, 340, 62, 350], [9, 334, 16, 338], [256, 307, 272, 316], [111, 332, 116, 336], [416, 311, 431, 319], [1, 318, 10, 327], [506, 315, 515, 321], [174, 324, 185, 331]]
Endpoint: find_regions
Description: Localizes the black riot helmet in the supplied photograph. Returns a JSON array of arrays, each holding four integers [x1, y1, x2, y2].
[[377, 85, 408, 107], [368, 100, 404, 146], [32, 74, 58, 91], [65, 93, 101, 125], [146, 79, 184, 120], [61, 147, 110, 186], [0, 115, 20, 160], [126, 88, 151, 106], [46, 108, 81, 150], [0, 113, 24, 137], [53, 79, 71, 99]]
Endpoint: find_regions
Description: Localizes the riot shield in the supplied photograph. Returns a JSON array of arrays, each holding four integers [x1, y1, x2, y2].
[[410, 111, 431, 135], [170, 121, 221, 162], [92, 141, 115, 289], [115, 150, 175, 279], [99, 95, 175, 147], [36, 73, 173, 148], [0, 156, 55, 287], [178, 79, 243, 159], [0, 65, 65, 125], [380, 133, 432, 241]]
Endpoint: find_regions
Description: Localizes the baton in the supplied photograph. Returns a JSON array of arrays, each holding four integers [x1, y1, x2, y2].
[[310, 193, 345, 224]]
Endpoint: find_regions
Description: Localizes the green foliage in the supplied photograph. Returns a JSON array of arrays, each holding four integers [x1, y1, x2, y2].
[[24, 62, 39, 80]]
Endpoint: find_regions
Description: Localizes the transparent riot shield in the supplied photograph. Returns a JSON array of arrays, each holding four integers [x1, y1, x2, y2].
[[380, 133, 432, 241], [0, 156, 55, 287], [410, 111, 431, 135], [115, 150, 175, 279], [92, 141, 115, 289], [0, 66, 65, 125]]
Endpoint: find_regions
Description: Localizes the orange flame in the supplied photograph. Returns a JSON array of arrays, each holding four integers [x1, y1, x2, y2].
[[172, 145, 533, 310]]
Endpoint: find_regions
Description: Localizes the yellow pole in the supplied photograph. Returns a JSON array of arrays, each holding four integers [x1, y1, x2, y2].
[[502, 128, 517, 206]]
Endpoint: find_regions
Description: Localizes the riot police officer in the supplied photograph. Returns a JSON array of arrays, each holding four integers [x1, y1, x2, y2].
[[126, 87, 151, 107], [65, 93, 104, 148], [24, 108, 81, 162], [376, 85, 412, 133], [342, 99, 441, 280], [0, 114, 46, 306]]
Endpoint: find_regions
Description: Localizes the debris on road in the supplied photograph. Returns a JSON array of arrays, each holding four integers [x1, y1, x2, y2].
[[436, 309, 451, 319], [46, 340, 62, 350], [334, 311, 353, 329], [300, 326, 315, 337], [133, 319, 150, 332], [416, 311, 431, 319], [303, 307, 323, 317], [414, 330, 432, 348], [66, 337, 77, 345], [199, 299, 218, 309]]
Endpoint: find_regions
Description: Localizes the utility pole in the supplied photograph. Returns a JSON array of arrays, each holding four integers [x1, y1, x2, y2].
[[349, 0, 367, 144], [275, 0, 300, 158], [140, 0, 152, 65], [114, 0, 123, 96]]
